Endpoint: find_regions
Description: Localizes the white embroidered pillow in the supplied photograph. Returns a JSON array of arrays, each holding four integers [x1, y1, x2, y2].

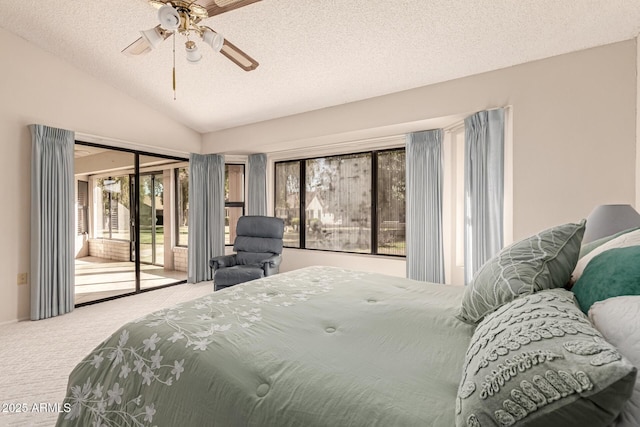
[[589, 296, 640, 427]]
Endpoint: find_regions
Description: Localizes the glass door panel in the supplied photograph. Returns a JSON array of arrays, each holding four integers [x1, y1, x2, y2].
[[139, 174, 154, 265], [74, 145, 136, 304], [138, 154, 187, 290], [139, 173, 164, 266]]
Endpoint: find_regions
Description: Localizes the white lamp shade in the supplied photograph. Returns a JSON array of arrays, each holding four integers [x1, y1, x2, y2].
[[202, 29, 224, 52], [158, 4, 181, 31], [185, 41, 202, 63], [140, 26, 166, 49], [582, 204, 640, 243]]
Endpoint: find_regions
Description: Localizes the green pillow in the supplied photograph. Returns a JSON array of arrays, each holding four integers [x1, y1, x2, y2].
[[572, 245, 640, 314], [578, 227, 639, 259], [456, 288, 637, 427], [458, 220, 586, 324]]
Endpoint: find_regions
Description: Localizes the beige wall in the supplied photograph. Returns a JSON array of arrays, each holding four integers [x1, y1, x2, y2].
[[2, 27, 638, 323], [0, 28, 201, 324], [203, 40, 638, 277]]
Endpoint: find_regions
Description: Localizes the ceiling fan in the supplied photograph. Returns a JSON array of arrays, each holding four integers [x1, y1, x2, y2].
[[122, 0, 261, 72]]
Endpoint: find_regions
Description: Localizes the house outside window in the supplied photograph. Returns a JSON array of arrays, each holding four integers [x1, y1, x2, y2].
[[305, 153, 372, 253]]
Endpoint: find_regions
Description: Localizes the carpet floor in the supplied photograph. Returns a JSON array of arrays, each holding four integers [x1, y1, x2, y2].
[[0, 281, 213, 426]]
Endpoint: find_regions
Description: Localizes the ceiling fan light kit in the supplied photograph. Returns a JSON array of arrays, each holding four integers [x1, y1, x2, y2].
[[122, 0, 261, 98], [185, 40, 202, 63], [158, 4, 181, 31], [140, 26, 167, 49], [123, 0, 261, 86], [202, 28, 224, 52]]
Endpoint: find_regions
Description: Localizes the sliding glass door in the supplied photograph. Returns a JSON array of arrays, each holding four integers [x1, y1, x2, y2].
[[74, 143, 188, 305]]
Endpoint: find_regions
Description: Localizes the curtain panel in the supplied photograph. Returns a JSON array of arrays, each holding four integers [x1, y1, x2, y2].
[[29, 124, 75, 320], [248, 153, 267, 216], [406, 129, 445, 283], [464, 108, 505, 284], [188, 153, 225, 283]]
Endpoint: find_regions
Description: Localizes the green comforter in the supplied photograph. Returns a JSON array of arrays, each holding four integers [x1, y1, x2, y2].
[[57, 266, 474, 426]]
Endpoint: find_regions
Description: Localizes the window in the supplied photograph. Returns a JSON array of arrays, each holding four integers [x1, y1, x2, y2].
[[274, 161, 301, 247], [306, 153, 372, 252], [77, 180, 89, 235], [274, 148, 406, 256], [96, 175, 130, 240], [176, 167, 189, 246], [174, 164, 245, 246], [225, 164, 245, 245], [376, 149, 406, 255]]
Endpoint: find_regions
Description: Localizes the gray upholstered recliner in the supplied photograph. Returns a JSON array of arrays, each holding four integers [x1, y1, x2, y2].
[[210, 216, 285, 291]]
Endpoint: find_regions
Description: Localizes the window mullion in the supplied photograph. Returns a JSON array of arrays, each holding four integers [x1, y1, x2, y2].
[[300, 160, 306, 249], [371, 152, 378, 255]]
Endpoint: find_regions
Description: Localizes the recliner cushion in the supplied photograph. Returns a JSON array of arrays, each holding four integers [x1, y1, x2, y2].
[[236, 251, 273, 265], [236, 216, 284, 239], [215, 265, 265, 288], [234, 236, 283, 254]]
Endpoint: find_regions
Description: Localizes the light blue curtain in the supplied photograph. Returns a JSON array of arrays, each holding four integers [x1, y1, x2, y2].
[[464, 108, 505, 284], [29, 124, 75, 320], [188, 153, 225, 283], [406, 129, 445, 283], [248, 153, 267, 216]]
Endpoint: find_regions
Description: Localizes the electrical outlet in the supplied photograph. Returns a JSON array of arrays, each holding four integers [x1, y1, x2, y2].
[[17, 273, 28, 285]]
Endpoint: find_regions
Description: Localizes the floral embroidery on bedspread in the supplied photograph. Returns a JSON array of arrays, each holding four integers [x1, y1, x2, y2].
[[61, 266, 367, 426]]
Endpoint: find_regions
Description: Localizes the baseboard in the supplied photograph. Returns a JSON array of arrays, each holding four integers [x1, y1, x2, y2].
[[0, 315, 31, 326]]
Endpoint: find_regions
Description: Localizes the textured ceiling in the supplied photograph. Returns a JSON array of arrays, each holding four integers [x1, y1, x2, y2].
[[1, 1, 640, 134]]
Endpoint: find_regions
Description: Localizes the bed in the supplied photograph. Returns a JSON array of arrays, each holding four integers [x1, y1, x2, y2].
[[56, 266, 474, 426], [57, 220, 639, 427]]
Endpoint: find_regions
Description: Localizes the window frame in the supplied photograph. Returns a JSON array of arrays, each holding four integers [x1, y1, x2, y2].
[[173, 163, 246, 247], [77, 180, 89, 236], [95, 175, 132, 242], [174, 166, 190, 247], [225, 163, 246, 246], [273, 147, 406, 258]]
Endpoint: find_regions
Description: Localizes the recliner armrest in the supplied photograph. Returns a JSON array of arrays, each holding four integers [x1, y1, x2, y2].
[[210, 254, 237, 271], [259, 254, 282, 276]]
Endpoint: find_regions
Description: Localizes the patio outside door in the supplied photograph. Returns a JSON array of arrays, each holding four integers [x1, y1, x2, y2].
[[139, 173, 164, 266]]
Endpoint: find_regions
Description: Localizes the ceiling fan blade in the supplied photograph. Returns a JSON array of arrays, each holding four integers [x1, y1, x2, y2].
[[220, 38, 259, 71], [199, 0, 261, 17], [122, 37, 152, 56]]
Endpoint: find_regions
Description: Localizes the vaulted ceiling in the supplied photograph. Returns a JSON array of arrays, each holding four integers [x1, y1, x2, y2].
[[1, 1, 640, 134]]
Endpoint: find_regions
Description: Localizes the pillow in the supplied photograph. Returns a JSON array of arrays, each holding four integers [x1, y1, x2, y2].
[[579, 227, 639, 259], [457, 220, 586, 324], [571, 246, 640, 313], [589, 296, 640, 427], [572, 229, 640, 283], [456, 288, 637, 427]]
